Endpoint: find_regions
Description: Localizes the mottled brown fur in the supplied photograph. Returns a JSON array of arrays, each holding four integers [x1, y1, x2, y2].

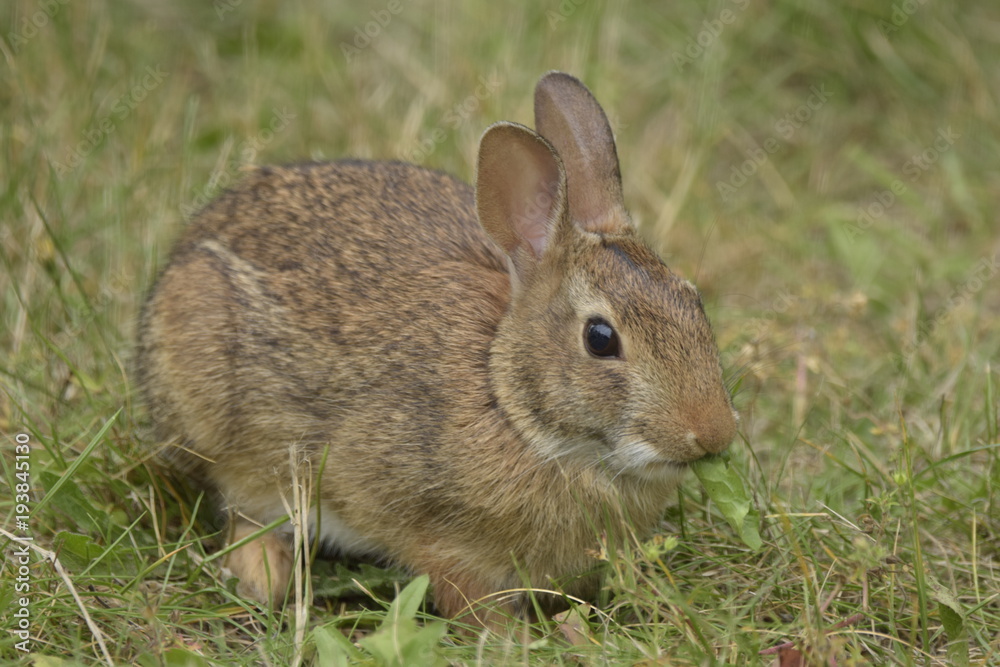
[[136, 72, 737, 625]]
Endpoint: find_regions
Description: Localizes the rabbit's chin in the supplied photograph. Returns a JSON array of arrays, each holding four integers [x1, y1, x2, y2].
[[532, 433, 695, 483], [606, 439, 697, 483], [612, 460, 691, 486]]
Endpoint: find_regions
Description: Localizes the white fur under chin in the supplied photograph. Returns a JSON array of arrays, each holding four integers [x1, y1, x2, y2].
[[530, 432, 689, 485], [609, 439, 691, 484], [531, 431, 608, 463]]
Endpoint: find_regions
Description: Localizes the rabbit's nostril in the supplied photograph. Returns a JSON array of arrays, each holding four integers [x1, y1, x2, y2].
[[685, 404, 737, 456]]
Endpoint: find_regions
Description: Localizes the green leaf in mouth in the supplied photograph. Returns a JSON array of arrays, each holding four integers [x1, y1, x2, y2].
[[690, 453, 763, 551]]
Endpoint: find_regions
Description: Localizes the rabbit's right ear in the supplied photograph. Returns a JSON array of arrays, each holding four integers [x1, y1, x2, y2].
[[476, 121, 567, 281], [534, 72, 627, 234]]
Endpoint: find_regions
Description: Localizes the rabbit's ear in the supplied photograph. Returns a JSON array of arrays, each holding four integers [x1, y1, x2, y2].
[[476, 121, 567, 277], [534, 72, 627, 233]]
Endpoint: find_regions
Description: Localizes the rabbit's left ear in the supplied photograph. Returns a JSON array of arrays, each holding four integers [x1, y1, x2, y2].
[[476, 121, 567, 279], [534, 71, 629, 234]]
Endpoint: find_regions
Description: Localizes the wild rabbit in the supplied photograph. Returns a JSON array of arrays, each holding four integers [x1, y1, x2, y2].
[[136, 71, 738, 626]]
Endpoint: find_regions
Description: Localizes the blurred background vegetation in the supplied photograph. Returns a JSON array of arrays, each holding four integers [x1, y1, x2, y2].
[[2, 0, 998, 664]]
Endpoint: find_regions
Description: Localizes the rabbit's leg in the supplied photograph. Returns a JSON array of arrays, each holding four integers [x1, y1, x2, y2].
[[224, 518, 294, 605], [425, 560, 522, 630]]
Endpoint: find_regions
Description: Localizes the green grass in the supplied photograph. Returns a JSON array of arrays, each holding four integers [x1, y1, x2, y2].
[[2, 0, 999, 664]]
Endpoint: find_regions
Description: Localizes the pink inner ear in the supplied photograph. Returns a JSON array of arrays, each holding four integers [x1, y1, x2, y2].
[[476, 122, 566, 269], [507, 142, 563, 259], [518, 212, 549, 257], [513, 168, 561, 258]]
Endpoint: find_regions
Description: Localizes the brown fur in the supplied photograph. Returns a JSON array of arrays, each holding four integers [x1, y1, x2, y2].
[[136, 72, 738, 624]]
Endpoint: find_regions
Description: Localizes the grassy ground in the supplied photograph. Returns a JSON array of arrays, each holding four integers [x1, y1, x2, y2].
[[2, 0, 998, 664]]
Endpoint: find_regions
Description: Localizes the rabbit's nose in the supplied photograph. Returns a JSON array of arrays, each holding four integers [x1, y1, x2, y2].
[[687, 405, 738, 456]]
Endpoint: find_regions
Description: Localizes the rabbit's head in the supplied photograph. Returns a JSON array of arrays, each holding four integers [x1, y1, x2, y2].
[[477, 72, 737, 481]]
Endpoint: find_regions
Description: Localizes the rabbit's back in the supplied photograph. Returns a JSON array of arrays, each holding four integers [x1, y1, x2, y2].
[[138, 161, 510, 482], [175, 161, 505, 280]]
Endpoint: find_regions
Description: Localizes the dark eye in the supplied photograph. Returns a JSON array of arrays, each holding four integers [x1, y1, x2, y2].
[[585, 318, 621, 358]]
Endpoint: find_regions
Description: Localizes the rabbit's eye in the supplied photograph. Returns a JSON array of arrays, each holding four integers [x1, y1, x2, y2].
[[585, 318, 621, 358]]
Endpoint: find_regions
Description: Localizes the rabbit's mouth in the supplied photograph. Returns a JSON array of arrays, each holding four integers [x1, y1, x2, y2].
[[642, 459, 692, 474], [607, 438, 694, 481]]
